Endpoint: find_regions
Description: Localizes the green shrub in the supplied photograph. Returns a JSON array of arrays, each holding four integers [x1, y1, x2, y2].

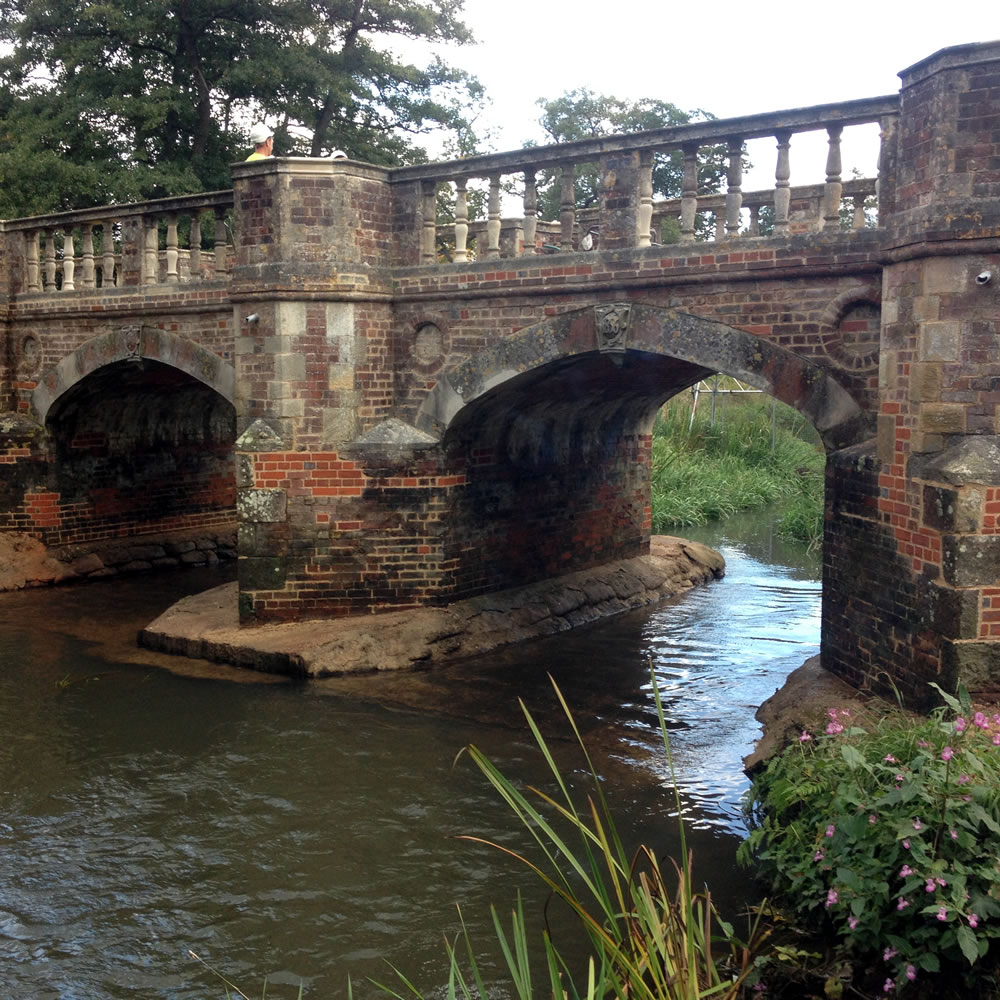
[[739, 685, 1000, 996]]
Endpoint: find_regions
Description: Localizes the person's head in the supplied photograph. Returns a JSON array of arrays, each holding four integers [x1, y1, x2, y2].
[[249, 123, 274, 155]]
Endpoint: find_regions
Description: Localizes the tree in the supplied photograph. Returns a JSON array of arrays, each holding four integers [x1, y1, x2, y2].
[[0, 0, 483, 217], [531, 90, 731, 241]]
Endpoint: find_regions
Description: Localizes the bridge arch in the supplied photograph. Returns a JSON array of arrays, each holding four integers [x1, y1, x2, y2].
[[32, 326, 235, 426], [415, 303, 873, 454]]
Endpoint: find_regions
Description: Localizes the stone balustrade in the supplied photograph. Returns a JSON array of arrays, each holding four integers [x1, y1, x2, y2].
[[405, 94, 896, 260], [2, 190, 234, 294], [1, 96, 897, 288]]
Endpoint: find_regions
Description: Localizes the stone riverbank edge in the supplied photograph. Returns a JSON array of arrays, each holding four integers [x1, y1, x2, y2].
[[138, 535, 725, 678]]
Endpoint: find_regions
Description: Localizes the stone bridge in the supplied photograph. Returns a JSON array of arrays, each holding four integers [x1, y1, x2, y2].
[[2, 41, 999, 704]]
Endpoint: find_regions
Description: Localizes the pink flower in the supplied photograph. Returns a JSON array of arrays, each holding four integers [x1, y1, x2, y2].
[[883, 946, 897, 961], [955, 717, 967, 733], [848, 916, 859, 930], [826, 721, 844, 735], [899, 864, 914, 877], [906, 965, 917, 982], [941, 746, 954, 761], [883, 978, 894, 993], [912, 819, 923, 831], [958, 773, 971, 785], [813, 850, 825, 862], [937, 906, 948, 921], [869, 814, 877, 824], [895, 773, 905, 785], [825, 888, 839, 908], [903, 838, 911, 849], [951, 829, 959, 840], [827, 708, 839, 720], [974, 712, 988, 728], [825, 824, 836, 838], [993, 732, 1000, 746], [884, 754, 897, 763], [936, 877, 947, 887], [969, 913, 979, 928], [897, 897, 910, 910], [925, 878, 937, 893], [917, 739, 929, 748], [799, 730, 812, 742]]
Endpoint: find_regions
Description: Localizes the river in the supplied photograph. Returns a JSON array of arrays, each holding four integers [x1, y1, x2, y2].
[[0, 511, 819, 999]]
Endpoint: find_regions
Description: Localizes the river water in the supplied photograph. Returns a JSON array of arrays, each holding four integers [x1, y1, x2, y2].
[[0, 511, 819, 999]]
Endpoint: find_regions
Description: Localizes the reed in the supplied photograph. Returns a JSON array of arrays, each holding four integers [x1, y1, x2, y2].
[[374, 673, 766, 1000]]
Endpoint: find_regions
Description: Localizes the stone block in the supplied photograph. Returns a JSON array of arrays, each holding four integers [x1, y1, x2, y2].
[[922, 257, 968, 296], [322, 406, 358, 446], [911, 296, 940, 322], [237, 487, 287, 523], [909, 362, 942, 403], [942, 534, 1000, 587], [923, 484, 982, 533], [877, 413, 897, 464], [940, 639, 1000, 693], [911, 431, 944, 454], [919, 404, 966, 435], [925, 581, 981, 639], [919, 321, 961, 361], [878, 349, 898, 390], [274, 352, 305, 381], [238, 556, 288, 590]]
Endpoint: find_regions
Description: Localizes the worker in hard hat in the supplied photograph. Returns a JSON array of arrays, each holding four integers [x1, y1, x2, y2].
[[246, 124, 274, 161]]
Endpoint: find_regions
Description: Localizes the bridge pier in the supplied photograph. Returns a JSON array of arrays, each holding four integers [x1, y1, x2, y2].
[[823, 42, 1000, 704]]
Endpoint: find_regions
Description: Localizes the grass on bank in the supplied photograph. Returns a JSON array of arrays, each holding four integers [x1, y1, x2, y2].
[[650, 385, 824, 548]]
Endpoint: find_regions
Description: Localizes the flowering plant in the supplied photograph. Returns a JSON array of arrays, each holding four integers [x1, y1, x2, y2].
[[739, 684, 1000, 995]]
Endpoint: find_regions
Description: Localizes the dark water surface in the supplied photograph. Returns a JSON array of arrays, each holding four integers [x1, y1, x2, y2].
[[0, 513, 819, 999]]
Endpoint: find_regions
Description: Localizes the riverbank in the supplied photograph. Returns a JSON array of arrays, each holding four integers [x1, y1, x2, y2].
[[138, 535, 725, 677]]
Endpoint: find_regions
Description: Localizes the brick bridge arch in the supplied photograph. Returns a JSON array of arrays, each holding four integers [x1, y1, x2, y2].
[[32, 325, 235, 426], [414, 304, 873, 453]]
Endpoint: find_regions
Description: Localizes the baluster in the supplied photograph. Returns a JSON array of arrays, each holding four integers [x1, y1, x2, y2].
[[144, 217, 160, 283], [680, 143, 698, 242], [559, 167, 575, 252], [214, 208, 228, 276], [81, 224, 95, 289], [521, 170, 537, 255], [61, 228, 76, 291], [25, 231, 41, 292], [453, 179, 468, 263], [165, 214, 179, 282], [486, 174, 501, 259], [714, 208, 725, 241], [822, 125, 843, 230], [773, 131, 791, 236], [189, 213, 202, 281], [43, 230, 57, 291], [636, 151, 654, 248], [852, 194, 867, 230], [877, 114, 896, 223], [102, 221, 117, 287], [420, 180, 437, 264], [725, 139, 743, 238], [748, 204, 761, 236]]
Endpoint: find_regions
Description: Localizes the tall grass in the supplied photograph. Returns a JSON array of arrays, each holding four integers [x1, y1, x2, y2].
[[373, 674, 766, 1000], [650, 387, 824, 549]]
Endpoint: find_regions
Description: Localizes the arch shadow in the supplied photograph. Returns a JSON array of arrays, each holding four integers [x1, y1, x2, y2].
[[414, 303, 873, 454], [32, 326, 235, 425]]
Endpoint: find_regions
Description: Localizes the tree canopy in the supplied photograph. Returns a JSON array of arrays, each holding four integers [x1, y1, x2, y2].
[[0, 0, 482, 216]]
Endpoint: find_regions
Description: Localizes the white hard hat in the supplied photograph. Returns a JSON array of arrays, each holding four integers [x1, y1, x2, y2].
[[249, 123, 273, 144], [331, 149, 348, 159]]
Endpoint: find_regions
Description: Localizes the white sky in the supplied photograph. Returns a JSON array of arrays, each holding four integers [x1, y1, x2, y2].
[[416, 1, 1000, 191]]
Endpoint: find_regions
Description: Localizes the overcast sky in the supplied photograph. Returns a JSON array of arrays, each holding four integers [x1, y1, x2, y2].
[[416, 1, 999, 190]]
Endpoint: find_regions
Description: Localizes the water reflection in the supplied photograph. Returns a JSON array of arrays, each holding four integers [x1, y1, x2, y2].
[[0, 514, 819, 998]]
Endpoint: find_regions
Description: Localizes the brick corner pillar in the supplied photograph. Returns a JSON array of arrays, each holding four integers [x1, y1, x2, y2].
[[825, 41, 1000, 705], [229, 155, 398, 624]]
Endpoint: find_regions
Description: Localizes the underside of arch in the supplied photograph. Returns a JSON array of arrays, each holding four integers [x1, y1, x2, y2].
[[415, 303, 873, 454], [32, 325, 235, 425]]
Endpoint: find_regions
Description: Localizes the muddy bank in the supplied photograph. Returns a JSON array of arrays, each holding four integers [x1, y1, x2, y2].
[[139, 535, 725, 677], [0, 527, 237, 591]]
